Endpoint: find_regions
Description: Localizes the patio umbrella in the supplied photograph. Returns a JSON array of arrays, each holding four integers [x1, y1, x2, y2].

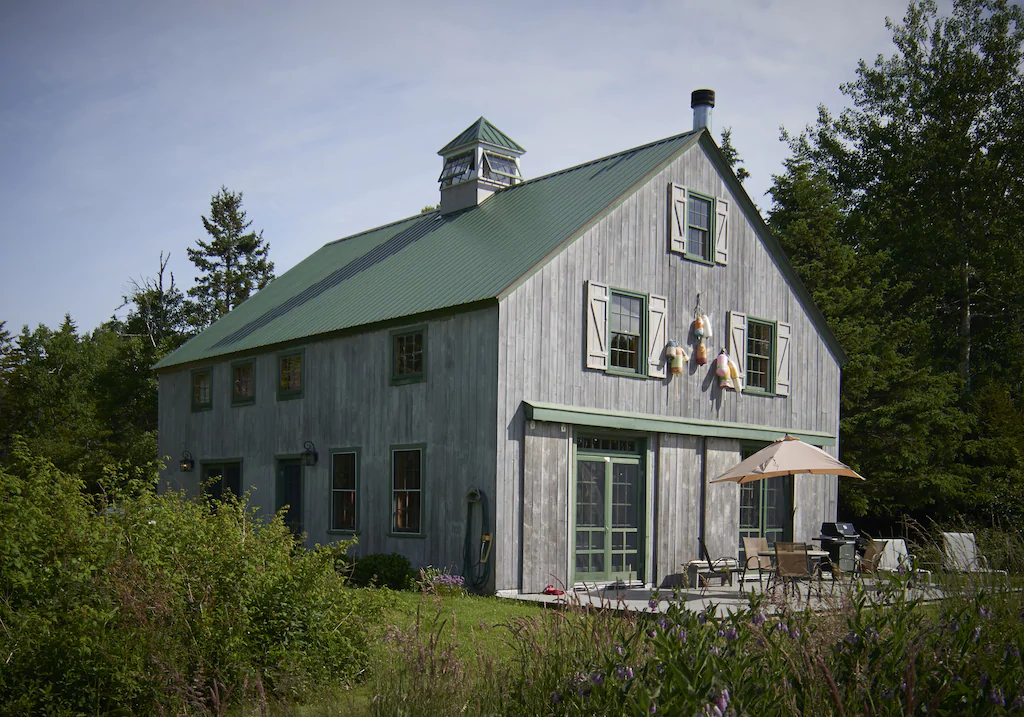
[[710, 435, 864, 484]]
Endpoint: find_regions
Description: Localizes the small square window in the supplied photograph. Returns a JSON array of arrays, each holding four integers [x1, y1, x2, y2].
[[391, 327, 426, 384], [232, 361, 255, 405], [278, 351, 303, 400], [202, 461, 241, 501], [191, 369, 212, 411]]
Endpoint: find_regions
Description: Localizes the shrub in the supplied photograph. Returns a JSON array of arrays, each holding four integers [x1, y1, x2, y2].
[[350, 552, 415, 590], [0, 440, 390, 715]]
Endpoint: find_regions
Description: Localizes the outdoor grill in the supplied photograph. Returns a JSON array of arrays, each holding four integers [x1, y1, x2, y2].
[[817, 522, 861, 573]]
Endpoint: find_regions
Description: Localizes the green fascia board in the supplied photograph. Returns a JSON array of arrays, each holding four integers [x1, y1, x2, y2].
[[438, 117, 526, 156], [695, 132, 849, 367], [524, 400, 836, 446], [155, 130, 700, 371]]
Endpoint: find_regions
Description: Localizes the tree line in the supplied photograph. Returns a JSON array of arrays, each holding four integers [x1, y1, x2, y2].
[[1, 0, 1022, 530], [0, 187, 273, 492]]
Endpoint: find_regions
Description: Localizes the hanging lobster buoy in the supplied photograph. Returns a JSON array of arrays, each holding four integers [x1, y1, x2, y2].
[[729, 358, 742, 393], [692, 315, 705, 339], [701, 314, 713, 341], [716, 350, 732, 389], [694, 342, 708, 366]]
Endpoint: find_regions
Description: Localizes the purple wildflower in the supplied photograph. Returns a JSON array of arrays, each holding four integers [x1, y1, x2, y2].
[[1011, 694, 1024, 709], [674, 627, 687, 643], [657, 618, 669, 632], [790, 626, 801, 640], [551, 691, 562, 704], [649, 703, 657, 714], [616, 644, 625, 657], [616, 665, 634, 680], [703, 705, 723, 717], [698, 612, 708, 624], [973, 626, 982, 643], [990, 688, 1005, 707], [649, 598, 659, 611], [751, 611, 767, 626], [715, 688, 730, 710], [590, 672, 604, 686], [710, 645, 720, 655], [777, 623, 789, 635], [844, 632, 858, 645], [980, 605, 992, 620], [724, 627, 738, 642]]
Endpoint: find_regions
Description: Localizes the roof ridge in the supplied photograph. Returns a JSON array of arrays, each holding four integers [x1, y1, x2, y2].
[[503, 128, 703, 191], [323, 210, 436, 248]]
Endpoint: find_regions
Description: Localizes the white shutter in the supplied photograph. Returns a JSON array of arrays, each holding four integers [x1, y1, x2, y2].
[[669, 183, 687, 255], [714, 197, 729, 265], [647, 294, 668, 378], [728, 311, 747, 382], [775, 321, 792, 396], [586, 281, 609, 370]]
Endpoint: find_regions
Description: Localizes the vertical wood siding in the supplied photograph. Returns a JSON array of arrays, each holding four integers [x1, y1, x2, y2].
[[496, 142, 842, 591], [158, 306, 499, 580]]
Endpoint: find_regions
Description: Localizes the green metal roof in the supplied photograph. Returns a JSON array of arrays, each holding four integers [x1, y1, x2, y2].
[[438, 117, 526, 156], [155, 130, 702, 370], [154, 128, 847, 371]]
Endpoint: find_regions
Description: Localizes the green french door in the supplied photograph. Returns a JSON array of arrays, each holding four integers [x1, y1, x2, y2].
[[738, 476, 793, 555], [574, 454, 644, 582]]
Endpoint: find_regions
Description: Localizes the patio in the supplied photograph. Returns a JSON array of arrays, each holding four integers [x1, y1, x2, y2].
[[507, 575, 946, 617]]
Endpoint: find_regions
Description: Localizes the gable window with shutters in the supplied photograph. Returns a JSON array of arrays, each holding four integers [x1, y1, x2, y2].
[[727, 311, 792, 396], [669, 183, 730, 265], [586, 281, 667, 379]]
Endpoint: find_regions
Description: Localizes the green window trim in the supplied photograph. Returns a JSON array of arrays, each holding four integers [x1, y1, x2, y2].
[[743, 317, 776, 396], [390, 443, 425, 535], [390, 325, 427, 385], [330, 448, 359, 533], [200, 459, 243, 501], [607, 288, 647, 377], [684, 192, 716, 264], [231, 359, 256, 406], [190, 368, 213, 412], [276, 349, 304, 401]]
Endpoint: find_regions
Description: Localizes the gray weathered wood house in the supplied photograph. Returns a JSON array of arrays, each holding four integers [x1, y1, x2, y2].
[[156, 90, 846, 594]]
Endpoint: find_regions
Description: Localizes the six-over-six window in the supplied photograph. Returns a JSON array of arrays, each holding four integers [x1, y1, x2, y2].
[[392, 447, 423, 534]]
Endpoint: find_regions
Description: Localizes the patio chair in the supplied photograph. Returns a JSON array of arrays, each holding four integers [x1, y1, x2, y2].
[[684, 538, 739, 595], [741, 536, 775, 591], [942, 532, 1007, 576], [773, 542, 821, 603], [856, 539, 888, 577], [877, 538, 932, 584]]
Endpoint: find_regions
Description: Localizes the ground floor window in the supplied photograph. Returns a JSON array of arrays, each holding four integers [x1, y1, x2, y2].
[[392, 447, 422, 534], [331, 451, 358, 531], [202, 461, 241, 501]]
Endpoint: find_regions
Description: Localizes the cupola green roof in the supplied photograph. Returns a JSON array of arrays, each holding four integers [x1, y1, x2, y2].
[[438, 117, 526, 156]]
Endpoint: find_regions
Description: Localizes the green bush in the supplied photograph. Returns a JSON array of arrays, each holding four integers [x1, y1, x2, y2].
[[0, 440, 390, 716], [350, 552, 415, 590]]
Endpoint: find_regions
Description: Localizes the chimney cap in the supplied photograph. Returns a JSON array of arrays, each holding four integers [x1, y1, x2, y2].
[[691, 89, 716, 108]]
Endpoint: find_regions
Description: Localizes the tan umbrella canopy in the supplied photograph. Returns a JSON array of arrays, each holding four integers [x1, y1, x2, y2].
[[710, 435, 865, 484]]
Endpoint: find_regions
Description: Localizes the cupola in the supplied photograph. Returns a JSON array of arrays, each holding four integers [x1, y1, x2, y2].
[[438, 117, 525, 215]]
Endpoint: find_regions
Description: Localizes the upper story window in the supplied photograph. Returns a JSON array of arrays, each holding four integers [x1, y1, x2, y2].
[[669, 183, 729, 265], [391, 327, 425, 384], [687, 195, 713, 260], [727, 311, 792, 397], [609, 291, 644, 373], [745, 319, 775, 392], [191, 369, 212, 412], [585, 281, 667, 380], [232, 361, 255, 405], [277, 350, 303, 400]]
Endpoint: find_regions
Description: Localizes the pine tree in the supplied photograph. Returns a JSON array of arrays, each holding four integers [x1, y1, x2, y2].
[[186, 187, 274, 328], [719, 127, 750, 183]]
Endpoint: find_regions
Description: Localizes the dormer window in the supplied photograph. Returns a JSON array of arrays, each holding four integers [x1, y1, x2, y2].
[[482, 152, 520, 186], [439, 153, 474, 188]]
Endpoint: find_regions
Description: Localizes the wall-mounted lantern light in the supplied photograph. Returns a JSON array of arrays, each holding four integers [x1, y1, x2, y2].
[[179, 450, 195, 472], [301, 441, 319, 467]]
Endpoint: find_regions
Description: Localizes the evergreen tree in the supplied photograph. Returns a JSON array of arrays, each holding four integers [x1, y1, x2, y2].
[[186, 187, 274, 329], [719, 127, 750, 183]]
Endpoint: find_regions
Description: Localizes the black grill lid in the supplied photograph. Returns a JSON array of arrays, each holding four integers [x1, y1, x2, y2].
[[821, 522, 860, 538]]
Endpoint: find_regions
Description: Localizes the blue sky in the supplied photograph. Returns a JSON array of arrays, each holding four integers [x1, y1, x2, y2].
[[0, 0, 912, 334]]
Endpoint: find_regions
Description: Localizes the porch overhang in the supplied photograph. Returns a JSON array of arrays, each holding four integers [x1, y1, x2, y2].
[[522, 401, 836, 446]]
